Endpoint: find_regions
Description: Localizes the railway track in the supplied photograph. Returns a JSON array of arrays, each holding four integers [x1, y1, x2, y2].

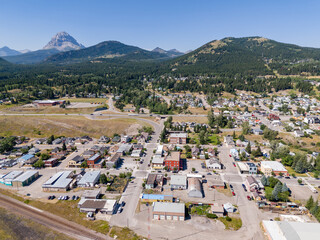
[[0, 193, 109, 240]]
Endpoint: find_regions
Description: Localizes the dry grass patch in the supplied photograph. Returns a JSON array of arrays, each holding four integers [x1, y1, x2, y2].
[[109, 226, 144, 240], [0, 115, 150, 138], [172, 116, 208, 124]]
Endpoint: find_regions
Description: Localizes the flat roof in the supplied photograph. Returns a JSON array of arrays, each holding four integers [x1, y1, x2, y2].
[[19, 154, 34, 161], [43, 171, 72, 189], [80, 199, 116, 211], [153, 202, 185, 214], [141, 194, 173, 200], [78, 171, 100, 185], [152, 155, 164, 164], [170, 133, 187, 138], [237, 162, 249, 171], [13, 170, 38, 182], [261, 161, 287, 172], [88, 153, 100, 161], [170, 175, 187, 186]]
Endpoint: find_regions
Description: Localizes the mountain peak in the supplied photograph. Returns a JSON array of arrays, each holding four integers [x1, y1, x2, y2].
[[43, 32, 85, 51], [0, 46, 22, 57]]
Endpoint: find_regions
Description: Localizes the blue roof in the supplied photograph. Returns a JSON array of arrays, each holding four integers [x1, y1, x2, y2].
[[19, 154, 34, 160], [141, 194, 172, 200]]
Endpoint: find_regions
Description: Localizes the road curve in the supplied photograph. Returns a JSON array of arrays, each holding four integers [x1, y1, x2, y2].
[[0, 193, 109, 240]]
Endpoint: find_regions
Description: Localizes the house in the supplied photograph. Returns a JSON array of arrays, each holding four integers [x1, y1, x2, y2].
[[191, 146, 200, 157], [164, 151, 182, 171], [294, 130, 304, 138], [169, 133, 187, 144], [133, 143, 144, 150], [145, 174, 164, 190], [42, 171, 73, 191], [152, 202, 185, 221], [11, 170, 39, 187], [188, 178, 203, 198], [152, 155, 164, 169], [230, 148, 239, 160], [205, 158, 221, 170], [105, 153, 121, 168], [98, 136, 110, 143], [245, 176, 259, 192], [28, 147, 40, 155], [77, 171, 100, 188], [87, 153, 101, 168], [139, 132, 149, 143], [117, 144, 133, 156], [112, 135, 121, 143], [121, 135, 131, 143], [260, 161, 288, 177], [224, 135, 235, 147], [141, 194, 173, 203], [170, 175, 187, 190], [253, 129, 263, 135], [67, 155, 84, 168], [304, 116, 320, 124], [18, 154, 37, 165], [79, 199, 117, 214], [44, 158, 59, 167]]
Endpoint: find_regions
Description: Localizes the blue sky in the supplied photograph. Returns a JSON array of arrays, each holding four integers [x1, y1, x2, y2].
[[0, 0, 319, 52]]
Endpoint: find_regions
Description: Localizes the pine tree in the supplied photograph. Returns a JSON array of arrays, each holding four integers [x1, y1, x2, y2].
[[245, 142, 251, 154], [281, 183, 288, 193], [311, 201, 319, 216], [261, 175, 268, 186], [306, 196, 315, 210]]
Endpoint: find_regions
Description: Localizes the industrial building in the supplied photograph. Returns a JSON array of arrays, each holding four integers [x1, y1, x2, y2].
[[77, 171, 100, 188], [170, 175, 187, 190], [11, 170, 39, 187], [262, 220, 320, 240], [188, 177, 203, 198], [42, 171, 73, 191], [79, 199, 117, 214], [0, 171, 23, 186], [152, 202, 185, 221]]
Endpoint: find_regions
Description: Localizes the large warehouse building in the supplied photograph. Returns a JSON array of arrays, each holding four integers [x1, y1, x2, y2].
[[11, 170, 39, 187], [152, 202, 185, 221]]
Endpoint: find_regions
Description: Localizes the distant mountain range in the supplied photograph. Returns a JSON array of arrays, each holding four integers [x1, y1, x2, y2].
[[0, 46, 22, 57], [2, 32, 184, 64]]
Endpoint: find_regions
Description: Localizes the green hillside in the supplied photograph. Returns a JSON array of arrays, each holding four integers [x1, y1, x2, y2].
[[3, 49, 60, 64]]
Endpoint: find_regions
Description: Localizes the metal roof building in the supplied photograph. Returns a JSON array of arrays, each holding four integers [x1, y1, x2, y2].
[[0, 171, 23, 186], [152, 202, 185, 221], [141, 194, 173, 202], [188, 177, 203, 198], [77, 171, 100, 188], [170, 175, 187, 190], [262, 220, 320, 240], [12, 170, 39, 187], [42, 171, 73, 191]]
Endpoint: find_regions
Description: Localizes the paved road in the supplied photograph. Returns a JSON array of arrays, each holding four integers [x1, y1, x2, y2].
[[0, 193, 108, 240], [109, 119, 164, 227]]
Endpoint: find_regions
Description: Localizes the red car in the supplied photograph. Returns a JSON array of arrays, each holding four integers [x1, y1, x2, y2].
[[232, 191, 235, 196], [229, 154, 232, 157], [247, 196, 251, 201], [233, 162, 236, 167]]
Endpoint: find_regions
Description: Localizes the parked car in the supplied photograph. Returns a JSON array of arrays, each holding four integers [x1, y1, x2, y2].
[[121, 201, 126, 207], [207, 173, 212, 175], [232, 191, 236, 196], [247, 195, 251, 201], [229, 184, 233, 189], [233, 162, 236, 167], [118, 207, 123, 213], [48, 196, 52, 200], [242, 184, 247, 191]]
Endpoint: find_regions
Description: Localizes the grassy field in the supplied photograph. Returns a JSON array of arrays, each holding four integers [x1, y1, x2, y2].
[[216, 185, 233, 197], [218, 217, 242, 230], [0, 207, 74, 240], [0, 115, 150, 138], [109, 226, 144, 240], [285, 166, 307, 177], [3, 106, 96, 114], [59, 98, 107, 104]]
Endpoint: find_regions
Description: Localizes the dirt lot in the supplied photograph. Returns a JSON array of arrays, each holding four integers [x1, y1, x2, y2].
[[172, 116, 208, 124], [0, 115, 150, 138], [66, 102, 102, 109]]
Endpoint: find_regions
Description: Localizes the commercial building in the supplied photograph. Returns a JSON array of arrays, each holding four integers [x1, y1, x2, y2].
[[262, 220, 320, 240], [79, 199, 117, 214], [67, 155, 85, 168], [141, 194, 173, 203], [77, 171, 100, 188], [245, 176, 259, 192], [44, 158, 59, 167], [152, 202, 185, 221], [42, 171, 73, 191], [164, 151, 182, 171], [11, 170, 39, 187], [205, 158, 222, 170], [188, 177, 203, 198], [170, 175, 187, 190], [261, 161, 288, 176], [237, 162, 257, 174], [0, 171, 23, 186], [145, 174, 163, 190], [169, 133, 187, 144], [151, 155, 164, 169], [33, 100, 65, 106], [18, 154, 37, 165], [87, 153, 101, 168], [105, 153, 121, 168], [82, 189, 100, 199]]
